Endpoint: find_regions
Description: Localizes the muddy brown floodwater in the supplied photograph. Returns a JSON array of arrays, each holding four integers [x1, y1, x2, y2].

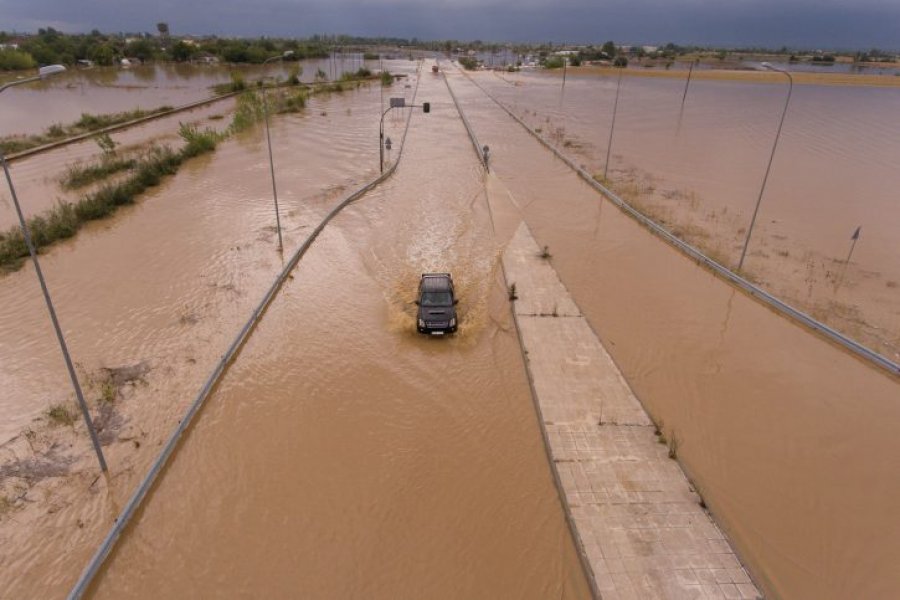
[[0, 65, 440, 597], [475, 68, 900, 362], [0, 58, 412, 137], [85, 65, 590, 598], [447, 66, 900, 599]]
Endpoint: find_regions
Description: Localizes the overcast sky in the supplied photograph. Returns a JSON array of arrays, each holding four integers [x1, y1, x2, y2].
[[2, 0, 899, 49]]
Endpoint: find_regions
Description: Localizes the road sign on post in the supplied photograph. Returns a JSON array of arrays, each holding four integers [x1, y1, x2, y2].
[[389, 97, 406, 108]]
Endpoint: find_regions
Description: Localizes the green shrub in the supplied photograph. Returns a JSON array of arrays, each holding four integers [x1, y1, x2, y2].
[[0, 48, 37, 70], [543, 56, 565, 69], [229, 90, 265, 133], [47, 403, 76, 426], [178, 123, 219, 158], [287, 65, 302, 85], [63, 157, 136, 189], [277, 89, 307, 113]]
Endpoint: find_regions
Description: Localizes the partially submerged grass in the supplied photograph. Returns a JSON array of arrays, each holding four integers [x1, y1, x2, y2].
[[46, 403, 77, 427], [0, 106, 174, 155], [178, 123, 220, 158], [211, 72, 247, 95], [2, 142, 190, 271], [99, 380, 117, 404], [63, 156, 137, 189], [0, 76, 371, 273]]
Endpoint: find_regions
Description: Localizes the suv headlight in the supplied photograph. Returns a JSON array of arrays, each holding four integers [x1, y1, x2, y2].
[[449, 317, 456, 327], [418, 318, 425, 328]]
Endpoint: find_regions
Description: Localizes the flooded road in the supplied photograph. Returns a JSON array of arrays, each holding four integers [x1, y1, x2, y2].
[[0, 78, 410, 443], [6, 57, 899, 599], [0, 99, 236, 229], [83, 65, 590, 598], [447, 66, 900, 599], [0, 68, 433, 597], [476, 69, 900, 360]]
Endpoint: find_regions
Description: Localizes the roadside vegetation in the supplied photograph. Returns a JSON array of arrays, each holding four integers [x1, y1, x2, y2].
[[0, 106, 173, 155], [458, 57, 479, 70], [0, 71, 378, 273], [62, 156, 137, 189]]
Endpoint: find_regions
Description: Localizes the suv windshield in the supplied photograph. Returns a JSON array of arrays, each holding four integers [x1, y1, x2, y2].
[[421, 291, 452, 306]]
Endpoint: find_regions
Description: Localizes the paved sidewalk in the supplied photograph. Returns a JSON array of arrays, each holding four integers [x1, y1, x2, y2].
[[503, 222, 762, 600]]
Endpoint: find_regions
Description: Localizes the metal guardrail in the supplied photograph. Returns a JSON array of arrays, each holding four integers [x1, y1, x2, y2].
[[67, 64, 423, 600], [439, 66, 487, 170], [4, 92, 242, 162], [457, 69, 900, 378], [5, 76, 389, 163]]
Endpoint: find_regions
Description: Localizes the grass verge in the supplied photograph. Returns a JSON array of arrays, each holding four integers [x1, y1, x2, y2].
[[63, 156, 138, 189], [0, 106, 174, 155], [0, 77, 373, 273]]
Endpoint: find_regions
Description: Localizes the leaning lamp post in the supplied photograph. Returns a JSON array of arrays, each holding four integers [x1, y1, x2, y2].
[[380, 97, 430, 173], [1, 65, 108, 472], [259, 50, 294, 251], [737, 61, 793, 272]]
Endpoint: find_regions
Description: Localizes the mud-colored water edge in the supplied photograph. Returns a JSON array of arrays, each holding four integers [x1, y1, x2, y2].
[[0, 80, 376, 274], [473, 73, 900, 363], [541, 64, 900, 88]]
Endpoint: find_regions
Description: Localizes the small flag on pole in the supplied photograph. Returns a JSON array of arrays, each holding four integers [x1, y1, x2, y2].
[[845, 225, 861, 265]]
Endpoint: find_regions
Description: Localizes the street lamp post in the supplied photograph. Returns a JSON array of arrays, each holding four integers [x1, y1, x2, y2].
[[1, 65, 108, 472], [260, 51, 294, 251], [379, 98, 430, 173], [680, 58, 697, 110], [603, 67, 624, 180], [737, 62, 793, 272]]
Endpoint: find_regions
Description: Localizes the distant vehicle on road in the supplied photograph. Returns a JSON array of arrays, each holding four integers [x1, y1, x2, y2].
[[416, 273, 458, 335], [432, 65, 439, 73]]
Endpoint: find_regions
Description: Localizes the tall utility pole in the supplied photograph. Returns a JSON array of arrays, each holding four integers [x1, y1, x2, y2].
[[1, 66, 108, 472], [603, 68, 624, 180], [737, 62, 793, 272]]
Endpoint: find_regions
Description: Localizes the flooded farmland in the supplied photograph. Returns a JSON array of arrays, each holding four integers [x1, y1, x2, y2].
[[447, 65, 900, 599], [1, 54, 899, 600], [475, 68, 900, 360], [1, 61, 589, 598], [0, 57, 406, 137], [85, 64, 590, 598]]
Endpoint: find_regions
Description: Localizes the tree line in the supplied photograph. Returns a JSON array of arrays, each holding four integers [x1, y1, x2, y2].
[[0, 29, 341, 70]]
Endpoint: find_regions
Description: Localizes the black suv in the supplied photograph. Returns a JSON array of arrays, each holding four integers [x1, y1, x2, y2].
[[416, 273, 458, 335]]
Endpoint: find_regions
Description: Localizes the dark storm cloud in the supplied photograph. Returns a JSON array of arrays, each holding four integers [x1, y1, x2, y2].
[[2, 0, 898, 48]]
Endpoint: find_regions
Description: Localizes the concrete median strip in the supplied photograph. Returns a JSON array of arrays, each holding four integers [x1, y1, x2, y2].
[[503, 221, 762, 600]]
